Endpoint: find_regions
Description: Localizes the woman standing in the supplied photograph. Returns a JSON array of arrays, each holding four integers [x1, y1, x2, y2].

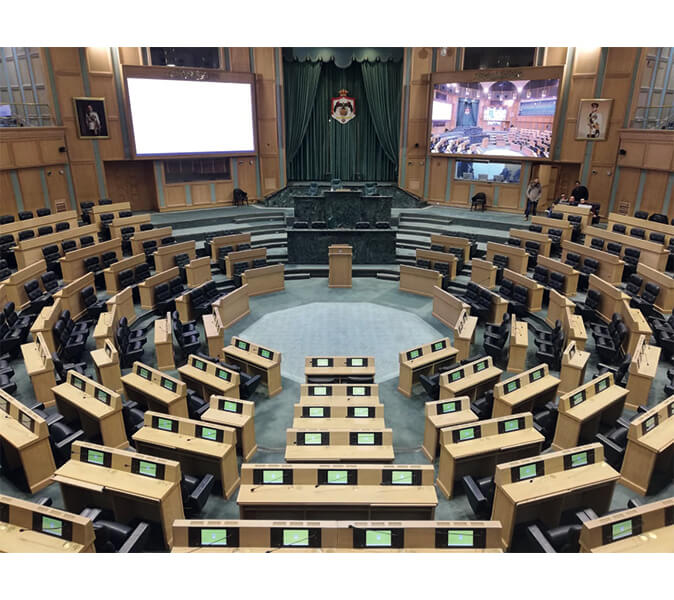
[[524, 177, 542, 220]]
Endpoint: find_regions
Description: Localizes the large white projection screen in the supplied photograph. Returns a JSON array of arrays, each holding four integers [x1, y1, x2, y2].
[[126, 77, 255, 156]]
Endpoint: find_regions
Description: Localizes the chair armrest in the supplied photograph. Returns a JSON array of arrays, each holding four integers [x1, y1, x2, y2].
[[54, 429, 85, 449], [526, 524, 557, 553], [118, 522, 151, 553]]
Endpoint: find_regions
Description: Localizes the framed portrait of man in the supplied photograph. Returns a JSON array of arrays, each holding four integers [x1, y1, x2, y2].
[[73, 97, 109, 139], [575, 98, 613, 141]]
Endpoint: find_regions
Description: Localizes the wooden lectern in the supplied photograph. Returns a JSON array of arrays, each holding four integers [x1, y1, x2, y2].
[[328, 244, 352, 288]]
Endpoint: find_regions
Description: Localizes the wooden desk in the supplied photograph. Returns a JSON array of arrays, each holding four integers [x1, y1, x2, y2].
[[636, 262, 674, 314], [130, 226, 173, 256], [241, 263, 285, 297], [432, 285, 469, 328], [397, 337, 458, 397], [305, 355, 375, 384], [237, 463, 438, 520], [292, 401, 385, 431], [509, 228, 551, 257], [492, 364, 560, 418], [471, 258, 497, 289], [531, 215, 573, 242], [486, 242, 528, 275], [105, 285, 136, 326], [185, 257, 212, 288], [561, 240, 624, 285], [52, 272, 94, 321], [209, 232, 252, 262], [328, 244, 352, 288], [285, 428, 394, 463], [588, 274, 629, 323], [133, 411, 240, 499], [564, 305, 588, 351], [399, 265, 443, 297], [299, 383, 379, 402], [20, 332, 57, 408], [503, 268, 544, 312], [138, 267, 180, 311], [584, 225, 668, 271], [224, 336, 282, 397], [52, 371, 127, 449], [546, 288, 573, 329], [93, 305, 117, 350], [171, 519, 503, 552], [430, 234, 472, 262], [201, 395, 257, 461], [0, 389, 56, 493], [153, 312, 174, 371], [625, 335, 660, 410], [13, 222, 95, 270], [108, 214, 151, 241], [0, 209, 78, 244], [178, 354, 240, 400], [439, 356, 503, 403], [579, 497, 674, 553], [536, 256, 579, 297], [620, 396, 674, 495], [506, 315, 528, 373], [103, 254, 145, 294], [608, 212, 674, 244], [556, 204, 592, 230], [416, 248, 458, 280], [225, 247, 267, 280], [491, 443, 620, 550], [59, 238, 121, 284], [436, 412, 544, 499], [559, 341, 590, 394], [91, 338, 123, 395], [2, 259, 49, 310], [0, 494, 95, 553], [213, 283, 250, 329], [91, 202, 131, 226], [422, 396, 478, 461], [54, 441, 184, 549], [620, 299, 653, 356], [121, 362, 188, 417], [552, 373, 628, 450], [154, 241, 196, 273], [452, 309, 477, 362], [29, 297, 62, 355]]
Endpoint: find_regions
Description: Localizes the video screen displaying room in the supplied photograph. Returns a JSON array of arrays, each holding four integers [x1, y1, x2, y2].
[[429, 78, 560, 159]]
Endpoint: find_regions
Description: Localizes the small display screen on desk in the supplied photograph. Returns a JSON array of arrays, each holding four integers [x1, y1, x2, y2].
[[193, 358, 207, 371], [474, 360, 488, 372], [382, 470, 421, 486], [160, 377, 177, 393], [154, 416, 178, 432], [137, 366, 151, 380], [406, 348, 423, 361], [312, 358, 333, 367], [71, 375, 85, 391], [198, 528, 233, 547], [438, 401, 457, 414], [643, 415, 659, 435], [435, 528, 485, 549], [353, 528, 404, 549], [349, 406, 372, 418], [366, 530, 391, 547], [301, 432, 326, 445], [447, 530, 474, 547], [220, 399, 242, 414], [504, 379, 521, 394], [570, 390, 586, 407], [19, 412, 34, 432], [449, 369, 464, 382], [348, 386, 369, 396], [282, 529, 310, 547], [511, 461, 544, 482], [431, 340, 447, 352], [215, 368, 231, 382], [594, 378, 609, 393], [309, 386, 331, 396], [350, 432, 382, 446], [529, 368, 544, 383], [81, 447, 111, 468], [452, 425, 479, 443], [499, 417, 523, 433], [235, 339, 250, 352], [257, 348, 274, 360], [318, 468, 357, 485], [95, 388, 111, 405], [269, 527, 321, 548], [40, 516, 64, 538], [308, 407, 326, 418], [132, 458, 165, 479], [347, 358, 367, 367], [327, 470, 348, 484], [255, 469, 289, 484], [567, 450, 590, 469], [602, 517, 643, 545], [197, 425, 223, 442]]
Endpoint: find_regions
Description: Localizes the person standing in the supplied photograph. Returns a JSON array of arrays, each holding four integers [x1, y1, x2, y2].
[[570, 180, 589, 203], [85, 104, 101, 136], [524, 177, 542, 220]]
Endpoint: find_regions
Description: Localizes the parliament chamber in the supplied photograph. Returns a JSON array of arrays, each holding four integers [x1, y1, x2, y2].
[[2, 33, 674, 581]]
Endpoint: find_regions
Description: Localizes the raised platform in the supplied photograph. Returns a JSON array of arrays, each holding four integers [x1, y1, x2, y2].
[[287, 227, 397, 264], [294, 191, 392, 228]]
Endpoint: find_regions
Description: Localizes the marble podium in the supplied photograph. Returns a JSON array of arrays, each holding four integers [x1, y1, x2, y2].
[[293, 191, 392, 228]]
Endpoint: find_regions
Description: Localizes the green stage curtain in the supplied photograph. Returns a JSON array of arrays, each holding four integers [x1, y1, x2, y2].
[[285, 60, 402, 182], [361, 61, 402, 166], [284, 60, 322, 162]]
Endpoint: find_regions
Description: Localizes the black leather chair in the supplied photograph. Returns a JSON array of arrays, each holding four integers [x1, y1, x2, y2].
[[525, 522, 581, 553], [509, 285, 529, 318], [498, 278, 514, 300], [591, 312, 623, 339], [470, 389, 494, 420], [172, 313, 200, 360], [154, 283, 174, 314], [311, 221, 327, 229], [181, 473, 215, 516], [23, 279, 52, 313], [101, 251, 118, 269], [120, 227, 135, 255], [578, 258, 599, 292], [134, 263, 150, 284], [37, 226, 53, 236], [115, 322, 144, 368], [567, 215, 582, 242], [51, 352, 87, 385], [0, 215, 14, 224], [18, 229, 35, 241], [186, 390, 210, 420], [118, 268, 135, 290], [634, 282, 660, 318], [81, 285, 107, 319], [89, 518, 151, 553], [139, 223, 154, 231], [143, 240, 157, 268], [564, 252, 580, 269], [535, 333, 564, 370], [118, 210, 132, 219], [293, 221, 309, 229], [79, 235, 95, 248], [532, 265, 549, 286], [462, 475, 495, 519], [623, 274, 643, 299], [41, 244, 62, 277], [547, 228, 563, 255], [622, 247, 640, 279], [40, 271, 61, 294], [612, 224, 626, 234], [99, 199, 113, 205], [605, 242, 622, 256], [595, 353, 632, 387], [416, 258, 431, 270], [161, 236, 176, 246], [595, 321, 628, 364], [528, 224, 543, 233], [61, 239, 77, 254], [0, 259, 11, 280], [630, 227, 645, 239], [548, 271, 566, 294], [18, 210, 34, 221], [506, 238, 521, 247], [419, 373, 440, 401], [239, 372, 262, 400], [634, 210, 648, 220], [649, 213, 668, 224], [47, 420, 85, 466], [4, 301, 32, 336], [483, 326, 509, 364], [590, 237, 605, 251]]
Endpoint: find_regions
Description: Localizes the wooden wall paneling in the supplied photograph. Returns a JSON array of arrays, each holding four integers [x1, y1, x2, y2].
[[257, 119, 279, 155], [407, 119, 428, 158], [404, 161, 425, 195], [0, 172, 15, 216], [190, 184, 212, 206], [10, 142, 41, 168], [103, 161, 157, 211], [560, 76, 595, 163], [229, 48, 251, 72], [214, 181, 234, 205], [498, 186, 521, 210], [587, 168, 614, 212], [119, 48, 142, 66], [45, 169, 69, 212], [39, 140, 66, 165], [49, 47, 81, 74], [17, 169, 46, 211], [252, 48, 275, 80], [85, 47, 112, 75], [410, 48, 432, 82], [434, 49, 457, 73], [255, 80, 277, 120], [164, 185, 187, 208], [644, 142, 674, 171], [260, 158, 279, 195], [428, 157, 448, 202], [408, 82, 430, 120], [236, 157, 258, 198], [70, 163, 100, 202], [617, 141, 646, 168], [450, 181, 471, 207], [640, 171, 670, 215], [544, 48, 568, 65], [614, 167, 641, 215]]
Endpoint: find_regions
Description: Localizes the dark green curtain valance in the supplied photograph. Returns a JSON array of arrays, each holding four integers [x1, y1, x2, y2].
[[284, 59, 402, 182], [283, 47, 403, 68]]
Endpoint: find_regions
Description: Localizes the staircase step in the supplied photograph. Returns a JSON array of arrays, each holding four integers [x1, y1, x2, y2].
[[376, 272, 400, 281], [284, 272, 311, 280], [399, 214, 453, 226]]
